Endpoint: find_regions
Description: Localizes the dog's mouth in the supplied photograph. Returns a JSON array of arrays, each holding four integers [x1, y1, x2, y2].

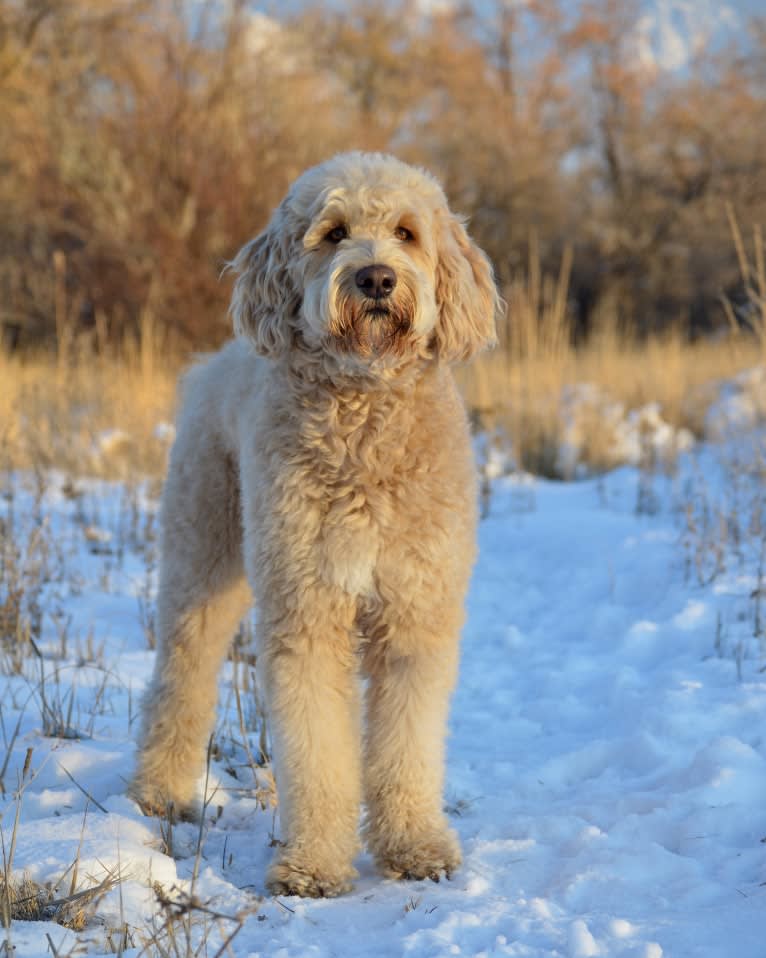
[[334, 298, 414, 359]]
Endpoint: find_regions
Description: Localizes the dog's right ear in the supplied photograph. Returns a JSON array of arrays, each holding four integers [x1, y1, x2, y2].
[[228, 206, 300, 356]]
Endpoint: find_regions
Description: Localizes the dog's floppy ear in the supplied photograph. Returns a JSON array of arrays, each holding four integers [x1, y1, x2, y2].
[[228, 205, 300, 356], [432, 211, 501, 362]]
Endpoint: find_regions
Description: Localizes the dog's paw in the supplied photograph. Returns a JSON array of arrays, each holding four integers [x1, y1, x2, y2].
[[129, 781, 200, 823], [374, 827, 462, 883], [266, 855, 357, 898]]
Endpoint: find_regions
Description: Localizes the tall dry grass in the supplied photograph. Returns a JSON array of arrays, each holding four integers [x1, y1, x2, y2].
[[0, 314, 180, 480], [3, 318, 760, 485], [458, 224, 766, 477], [2, 222, 765, 482]]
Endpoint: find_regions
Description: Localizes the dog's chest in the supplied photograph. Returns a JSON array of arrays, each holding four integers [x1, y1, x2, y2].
[[316, 453, 403, 598], [321, 515, 378, 596], [308, 400, 414, 597]]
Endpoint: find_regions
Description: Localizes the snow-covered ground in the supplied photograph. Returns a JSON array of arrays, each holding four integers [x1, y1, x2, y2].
[[1, 428, 765, 956]]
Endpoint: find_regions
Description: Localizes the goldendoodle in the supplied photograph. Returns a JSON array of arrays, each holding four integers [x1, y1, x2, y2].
[[131, 151, 501, 897]]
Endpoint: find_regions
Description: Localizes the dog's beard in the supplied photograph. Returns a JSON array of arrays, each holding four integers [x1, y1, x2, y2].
[[331, 289, 416, 359]]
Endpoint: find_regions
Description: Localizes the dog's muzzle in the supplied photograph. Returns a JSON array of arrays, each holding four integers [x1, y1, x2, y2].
[[325, 259, 418, 360]]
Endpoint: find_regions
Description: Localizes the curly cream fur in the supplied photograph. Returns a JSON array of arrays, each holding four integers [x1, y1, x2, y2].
[[130, 152, 501, 897]]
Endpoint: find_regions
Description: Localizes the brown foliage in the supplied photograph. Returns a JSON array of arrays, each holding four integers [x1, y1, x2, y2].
[[1, 0, 766, 348]]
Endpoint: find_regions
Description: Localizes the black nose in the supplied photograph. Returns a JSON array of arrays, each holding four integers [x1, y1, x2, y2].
[[355, 264, 397, 299]]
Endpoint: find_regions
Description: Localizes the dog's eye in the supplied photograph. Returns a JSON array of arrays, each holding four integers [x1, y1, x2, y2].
[[394, 226, 415, 242], [325, 225, 349, 244]]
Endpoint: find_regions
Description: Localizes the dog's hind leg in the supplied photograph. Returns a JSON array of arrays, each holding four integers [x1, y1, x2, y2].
[[131, 437, 252, 820]]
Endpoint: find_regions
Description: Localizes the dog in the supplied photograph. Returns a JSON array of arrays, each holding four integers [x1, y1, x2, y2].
[[130, 151, 501, 897]]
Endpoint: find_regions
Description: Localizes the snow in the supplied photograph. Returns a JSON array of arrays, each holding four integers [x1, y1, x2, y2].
[[0, 420, 765, 955], [705, 367, 766, 441], [557, 384, 695, 478]]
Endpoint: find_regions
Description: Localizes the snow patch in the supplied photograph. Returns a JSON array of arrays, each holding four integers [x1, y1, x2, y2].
[[705, 366, 766, 440], [557, 385, 693, 478]]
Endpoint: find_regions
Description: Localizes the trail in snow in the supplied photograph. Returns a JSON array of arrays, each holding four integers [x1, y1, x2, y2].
[[1, 440, 765, 957]]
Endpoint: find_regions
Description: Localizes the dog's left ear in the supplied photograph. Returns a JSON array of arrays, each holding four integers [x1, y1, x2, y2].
[[432, 211, 501, 362]]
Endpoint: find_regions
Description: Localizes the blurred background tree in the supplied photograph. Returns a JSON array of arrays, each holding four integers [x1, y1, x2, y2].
[[1, 0, 765, 349]]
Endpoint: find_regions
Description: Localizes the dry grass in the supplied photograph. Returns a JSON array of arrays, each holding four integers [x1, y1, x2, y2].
[[1, 224, 765, 483], [0, 317, 180, 480], [461, 327, 764, 472], [2, 322, 761, 484], [458, 228, 766, 477]]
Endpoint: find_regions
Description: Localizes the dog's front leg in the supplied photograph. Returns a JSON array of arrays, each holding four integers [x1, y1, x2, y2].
[[258, 585, 361, 898], [362, 606, 463, 883]]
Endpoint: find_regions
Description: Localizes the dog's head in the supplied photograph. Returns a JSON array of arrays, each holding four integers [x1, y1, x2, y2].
[[229, 152, 501, 369]]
